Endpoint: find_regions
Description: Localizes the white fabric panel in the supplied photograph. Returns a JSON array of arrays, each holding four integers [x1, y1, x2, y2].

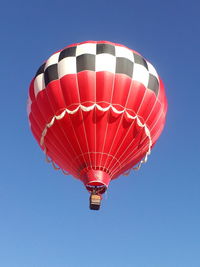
[[133, 64, 149, 87], [76, 43, 96, 56], [45, 52, 60, 70], [147, 61, 158, 78], [115, 46, 134, 62], [58, 57, 77, 77], [34, 74, 45, 96], [96, 54, 116, 73]]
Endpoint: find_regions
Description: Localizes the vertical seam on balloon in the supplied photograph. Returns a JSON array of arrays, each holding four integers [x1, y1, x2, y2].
[[56, 66, 82, 169], [111, 105, 164, 177], [148, 107, 165, 138], [71, 74, 90, 171], [32, 73, 72, 170], [107, 75, 152, 175], [75, 52, 92, 169], [57, 60, 84, 169], [45, 144, 77, 175], [105, 75, 135, 171], [43, 60, 81, 174], [100, 51, 117, 170], [30, 96, 78, 175], [111, 140, 149, 177], [43, 59, 71, 157], [29, 112, 44, 139], [120, 88, 158, 171], [94, 48, 97, 170], [73, 151, 122, 170], [59, 45, 91, 171], [107, 119, 136, 175], [111, 63, 152, 175], [99, 62, 116, 169], [128, 106, 165, 163], [110, 95, 160, 176], [112, 67, 156, 172], [41, 120, 79, 175], [39, 104, 152, 177], [125, 89, 161, 171], [111, 137, 148, 177], [111, 112, 164, 177], [109, 120, 147, 176]]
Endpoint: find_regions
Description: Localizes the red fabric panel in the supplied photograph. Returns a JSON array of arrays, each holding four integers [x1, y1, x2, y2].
[[60, 74, 80, 107], [77, 71, 96, 104], [96, 72, 114, 104], [35, 89, 55, 123], [126, 81, 146, 113], [112, 74, 132, 107], [46, 80, 66, 113]]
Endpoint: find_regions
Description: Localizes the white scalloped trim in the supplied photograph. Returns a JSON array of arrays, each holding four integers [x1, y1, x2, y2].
[[39, 103, 152, 172]]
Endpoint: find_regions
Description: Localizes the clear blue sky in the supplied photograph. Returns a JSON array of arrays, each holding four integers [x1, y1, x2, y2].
[[0, 0, 200, 266]]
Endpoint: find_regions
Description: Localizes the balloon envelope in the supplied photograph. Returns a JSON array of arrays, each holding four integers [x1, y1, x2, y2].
[[28, 41, 167, 193]]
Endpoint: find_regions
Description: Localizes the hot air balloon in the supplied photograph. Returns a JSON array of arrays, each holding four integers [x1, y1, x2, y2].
[[27, 41, 167, 210]]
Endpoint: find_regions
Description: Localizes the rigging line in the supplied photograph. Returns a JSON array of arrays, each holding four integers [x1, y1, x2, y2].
[[111, 145, 149, 177], [111, 114, 157, 173], [44, 144, 78, 175], [40, 105, 150, 175], [42, 128, 79, 174], [55, 118, 83, 168], [71, 46, 91, 170], [103, 106, 127, 169], [42, 116, 81, 173], [102, 76, 124, 169], [58, 51, 90, 172], [41, 56, 82, 171], [94, 56, 97, 170], [106, 65, 154, 173], [101, 54, 119, 171], [112, 68, 156, 166], [110, 91, 155, 173], [106, 116, 137, 172], [109, 77, 162, 175], [111, 106, 164, 176], [111, 133, 150, 176], [39, 103, 155, 175], [40, 104, 139, 144], [73, 151, 121, 168], [31, 97, 78, 172], [111, 124, 162, 177], [123, 90, 162, 168], [75, 44, 93, 170], [107, 116, 151, 174], [136, 88, 161, 132], [76, 76, 93, 170], [41, 109, 89, 174], [109, 120, 149, 175], [139, 75, 166, 130], [62, 169, 70, 175], [132, 90, 162, 164], [106, 76, 135, 170], [115, 105, 165, 175], [111, 144, 149, 177], [99, 68, 116, 169], [71, 72, 90, 171], [56, 62, 84, 168]]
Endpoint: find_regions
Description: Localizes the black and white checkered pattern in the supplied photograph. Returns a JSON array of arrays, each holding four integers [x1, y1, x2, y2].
[[34, 42, 159, 97]]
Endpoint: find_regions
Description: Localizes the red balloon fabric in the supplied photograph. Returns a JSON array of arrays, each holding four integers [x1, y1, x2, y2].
[[28, 41, 167, 193]]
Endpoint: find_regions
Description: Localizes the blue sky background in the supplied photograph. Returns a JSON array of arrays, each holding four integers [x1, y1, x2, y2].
[[0, 0, 200, 266]]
